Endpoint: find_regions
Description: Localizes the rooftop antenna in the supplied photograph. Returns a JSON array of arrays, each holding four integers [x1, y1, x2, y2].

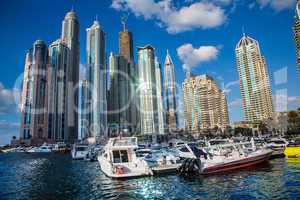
[[71, 5, 74, 12], [95, 14, 98, 22], [121, 14, 128, 31], [242, 26, 246, 37]]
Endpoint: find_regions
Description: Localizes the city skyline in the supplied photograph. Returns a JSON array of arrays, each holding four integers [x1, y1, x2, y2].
[[0, 0, 300, 145]]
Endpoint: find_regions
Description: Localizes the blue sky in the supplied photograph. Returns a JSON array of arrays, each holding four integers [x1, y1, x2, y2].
[[0, 0, 299, 145]]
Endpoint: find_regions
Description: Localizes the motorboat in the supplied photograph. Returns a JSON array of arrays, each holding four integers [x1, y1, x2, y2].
[[71, 144, 89, 160], [143, 149, 181, 174], [27, 143, 52, 153], [284, 138, 300, 158], [168, 139, 186, 148], [98, 137, 153, 178], [266, 138, 288, 157], [178, 140, 273, 175], [52, 142, 69, 153]]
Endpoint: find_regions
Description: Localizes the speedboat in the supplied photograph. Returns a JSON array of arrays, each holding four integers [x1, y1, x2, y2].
[[52, 142, 68, 153], [27, 143, 52, 153], [71, 144, 89, 160], [266, 138, 288, 157], [143, 149, 181, 174], [178, 141, 273, 175], [284, 138, 300, 158], [98, 137, 153, 178]]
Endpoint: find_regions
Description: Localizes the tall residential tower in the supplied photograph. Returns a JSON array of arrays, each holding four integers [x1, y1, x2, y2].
[[86, 20, 107, 139], [61, 10, 80, 142], [294, 0, 300, 69], [137, 45, 158, 135], [20, 40, 49, 145], [182, 74, 229, 133], [164, 51, 178, 132], [235, 34, 273, 122]]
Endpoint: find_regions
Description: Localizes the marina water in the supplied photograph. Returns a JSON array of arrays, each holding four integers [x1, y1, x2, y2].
[[0, 153, 299, 200]]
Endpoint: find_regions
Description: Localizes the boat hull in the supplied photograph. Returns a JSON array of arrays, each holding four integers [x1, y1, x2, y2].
[[284, 146, 300, 158], [202, 150, 272, 175]]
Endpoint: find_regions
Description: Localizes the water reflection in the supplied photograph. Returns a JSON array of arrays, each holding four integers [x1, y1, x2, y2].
[[0, 153, 300, 200]]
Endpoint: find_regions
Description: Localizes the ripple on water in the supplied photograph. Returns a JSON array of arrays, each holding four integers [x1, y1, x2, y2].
[[0, 154, 300, 200]]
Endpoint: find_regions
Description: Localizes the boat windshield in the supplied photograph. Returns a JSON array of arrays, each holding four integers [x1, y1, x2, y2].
[[272, 141, 286, 144], [113, 150, 129, 163], [112, 138, 137, 147], [76, 146, 87, 151], [209, 140, 228, 145]]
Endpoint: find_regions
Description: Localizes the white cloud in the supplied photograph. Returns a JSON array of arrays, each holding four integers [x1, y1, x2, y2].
[[256, 0, 296, 11], [224, 80, 239, 94], [177, 43, 219, 69], [229, 98, 242, 108], [0, 83, 18, 115], [111, 0, 227, 33]]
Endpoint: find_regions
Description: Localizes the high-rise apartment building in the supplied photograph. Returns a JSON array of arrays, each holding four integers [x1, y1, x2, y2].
[[294, 0, 300, 69], [118, 20, 138, 133], [47, 39, 70, 141], [61, 10, 80, 142], [108, 53, 131, 132], [86, 20, 107, 139], [235, 34, 273, 122], [164, 51, 178, 132], [182, 74, 229, 133], [20, 40, 49, 144], [155, 57, 165, 135], [137, 45, 158, 135]]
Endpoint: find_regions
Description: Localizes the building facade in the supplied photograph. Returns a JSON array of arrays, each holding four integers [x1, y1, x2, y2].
[[294, 0, 300, 69], [118, 23, 138, 133], [235, 35, 273, 122], [155, 57, 165, 135], [164, 51, 178, 132], [108, 53, 131, 133], [20, 40, 49, 144], [182, 74, 230, 134], [61, 10, 80, 142], [137, 45, 158, 135], [47, 39, 70, 142], [86, 20, 107, 139]]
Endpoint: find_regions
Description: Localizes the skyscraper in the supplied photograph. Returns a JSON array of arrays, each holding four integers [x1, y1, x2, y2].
[[235, 34, 273, 122], [118, 18, 138, 133], [47, 39, 70, 141], [182, 74, 229, 134], [137, 45, 158, 135], [294, 0, 300, 69], [155, 57, 165, 135], [61, 10, 80, 142], [86, 20, 107, 139], [164, 51, 178, 132], [20, 40, 49, 145], [119, 18, 134, 64], [108, 53, 131, 132]]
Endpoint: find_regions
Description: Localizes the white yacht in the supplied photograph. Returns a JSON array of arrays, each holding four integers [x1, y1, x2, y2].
[[98, 137, 153, 178], [266, 138, 288, 157], [27, 143, 52, 153], [71, 144, 89, 160]]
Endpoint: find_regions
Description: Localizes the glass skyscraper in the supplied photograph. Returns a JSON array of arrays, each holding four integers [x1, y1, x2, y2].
[[164, 51, 178, 132], [137, 45, 158, 135], [61, 10, 80, 142], [47, 39, 70, 141], [86, 20, 107, 140], [20, 40, 49, 145], [235, 34, 273, 122], [155, 57, 165, 135]]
